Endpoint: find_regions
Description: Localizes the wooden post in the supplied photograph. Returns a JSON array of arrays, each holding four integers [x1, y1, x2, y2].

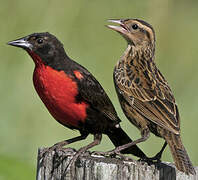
[[36, 148, 197, 180]]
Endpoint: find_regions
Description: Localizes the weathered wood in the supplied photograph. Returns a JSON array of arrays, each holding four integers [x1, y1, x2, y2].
[[36, 148, 197, 180]]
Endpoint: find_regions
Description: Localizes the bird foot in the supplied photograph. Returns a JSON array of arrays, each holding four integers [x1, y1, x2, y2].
[[138, 153, 162, 165], [41, 142, 76, 156], [91, 151, 111, 158], [91, 150, 131, 161], [91, 150, 117, 157]]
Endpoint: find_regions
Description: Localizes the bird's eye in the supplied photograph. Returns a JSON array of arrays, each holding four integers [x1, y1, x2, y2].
[[132, 24, 138, 30], [37, 38, 43, 44]]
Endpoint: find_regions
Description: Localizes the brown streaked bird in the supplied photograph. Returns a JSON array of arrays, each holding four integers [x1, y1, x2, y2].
[[106, 18, 195, 175]]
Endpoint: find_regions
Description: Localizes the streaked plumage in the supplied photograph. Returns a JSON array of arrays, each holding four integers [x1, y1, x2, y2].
[[107, 19, 195, 175]]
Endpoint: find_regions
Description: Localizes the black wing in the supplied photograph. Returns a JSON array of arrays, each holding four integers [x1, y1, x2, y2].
[[72, 61, 120, 124]]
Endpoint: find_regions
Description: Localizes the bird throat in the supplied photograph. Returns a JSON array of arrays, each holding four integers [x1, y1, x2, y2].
[[116, 44, 155, 72], [114, 44, 156, 89], [27, 50, 44, 66]]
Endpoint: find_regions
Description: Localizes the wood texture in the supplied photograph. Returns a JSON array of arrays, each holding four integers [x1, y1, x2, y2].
[[36, 148, 197, 180]]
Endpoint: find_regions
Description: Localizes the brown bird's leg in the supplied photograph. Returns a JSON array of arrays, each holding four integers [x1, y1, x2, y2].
[[101, 128, 150, 156], [92, 127, 148, 160]]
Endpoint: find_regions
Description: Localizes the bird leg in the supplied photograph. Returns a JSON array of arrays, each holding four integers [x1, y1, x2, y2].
[[40, 133, 89, 177], [50, 133, 89, 151], [64, 134, 102, 178], [94, 128, 150, 158], [41, 133, 89, 158]]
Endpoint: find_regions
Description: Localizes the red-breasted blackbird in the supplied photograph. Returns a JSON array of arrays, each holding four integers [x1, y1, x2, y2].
[[8, 32, 147, 164], [105, 19, 195, 175]]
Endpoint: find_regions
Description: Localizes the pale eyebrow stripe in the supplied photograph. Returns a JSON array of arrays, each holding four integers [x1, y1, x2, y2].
[[133, 19, 155, 42]]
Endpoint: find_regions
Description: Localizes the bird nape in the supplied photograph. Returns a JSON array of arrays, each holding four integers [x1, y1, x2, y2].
[[106, 18, 195, 175], [7, 32, 148, 169]]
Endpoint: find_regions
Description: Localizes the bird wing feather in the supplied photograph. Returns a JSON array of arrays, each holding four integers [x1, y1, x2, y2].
[[74, 66, 120, 123], [114, 64, 180, 134]]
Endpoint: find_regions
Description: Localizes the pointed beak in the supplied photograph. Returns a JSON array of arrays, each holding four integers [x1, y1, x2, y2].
[[7, 37, 33, 50], [106, 19, 129, 34]]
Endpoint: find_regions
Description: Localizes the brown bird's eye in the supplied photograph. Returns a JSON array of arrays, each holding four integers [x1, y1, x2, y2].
[[132, 24, 138, 30], [37, 38, 43, 44]]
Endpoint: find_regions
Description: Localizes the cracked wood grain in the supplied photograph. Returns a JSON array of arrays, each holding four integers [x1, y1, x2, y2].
[[36, 148, 197, 180]]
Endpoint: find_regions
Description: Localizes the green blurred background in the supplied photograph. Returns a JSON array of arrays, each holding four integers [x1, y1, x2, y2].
[[1, 0, 198, 179]]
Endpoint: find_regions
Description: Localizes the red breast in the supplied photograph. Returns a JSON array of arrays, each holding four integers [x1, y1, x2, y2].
[[29, 51, 88, 128]]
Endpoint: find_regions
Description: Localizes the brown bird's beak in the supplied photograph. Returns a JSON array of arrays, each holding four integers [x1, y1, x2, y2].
[[7, 36, 33, 50], [107, 19, 129, 35]]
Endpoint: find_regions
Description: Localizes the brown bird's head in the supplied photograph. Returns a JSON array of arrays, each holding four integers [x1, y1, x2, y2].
[[107, 19, 155, 50], [7, 32, 66, 66]]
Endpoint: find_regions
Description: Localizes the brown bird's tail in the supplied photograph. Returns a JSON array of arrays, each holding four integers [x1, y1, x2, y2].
[[107, 127, 147, 159], [164, 133, 196, 175]]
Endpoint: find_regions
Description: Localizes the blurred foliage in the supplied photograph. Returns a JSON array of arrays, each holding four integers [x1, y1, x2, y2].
[[1, 0, 198, 178]]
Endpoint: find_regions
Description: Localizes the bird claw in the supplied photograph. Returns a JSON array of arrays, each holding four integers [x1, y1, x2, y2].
[[43, 143, 76, 155], [91, 150, 116, 157], [138, 155, 162, 165], [41, 144, 61, 155], [91, 151, 107, 156], [91, 150, 131, 160]]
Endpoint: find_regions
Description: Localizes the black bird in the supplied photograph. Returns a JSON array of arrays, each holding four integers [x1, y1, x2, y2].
[[8, 32, 147, 166]]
